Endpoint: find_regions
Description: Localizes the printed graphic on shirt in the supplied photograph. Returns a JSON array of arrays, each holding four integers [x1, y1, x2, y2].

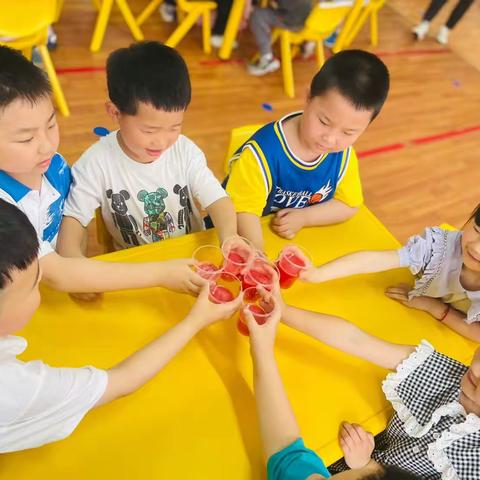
[[106, 189, 140, 246], [137, 188, 175, 242], [273, 180, 333, 210], [173, 184, 193, 234]]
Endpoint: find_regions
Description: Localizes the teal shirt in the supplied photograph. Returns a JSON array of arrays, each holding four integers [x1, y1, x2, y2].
[[267, 438, 331, 480]]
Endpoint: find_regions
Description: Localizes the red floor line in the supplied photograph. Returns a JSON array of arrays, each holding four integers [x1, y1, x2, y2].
[[411, 125, 480, 145], [56, 66, 106, 75], [358, 143, 406, 158]]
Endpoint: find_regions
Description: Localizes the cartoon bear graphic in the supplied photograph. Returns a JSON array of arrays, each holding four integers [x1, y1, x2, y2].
[[106, 189, 139, 246], [173, 184, 193, 234], [137, 188, 175, 242]]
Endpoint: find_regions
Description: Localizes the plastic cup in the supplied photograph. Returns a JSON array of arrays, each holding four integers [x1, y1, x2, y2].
[[221, 236, 255, 278], [209, 272, 242, 304], [242, 257, 279, 291], [275, 245, 311, 289], [192, 245, 224, 281], [237, 286, 274, 336]]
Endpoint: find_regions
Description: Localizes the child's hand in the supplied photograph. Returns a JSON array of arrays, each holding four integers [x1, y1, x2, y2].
[[339, 422, 375, 469], [299, 265, 321, 283], [245, 289, 282, 350], [69, 292, 104, 302], [158, 259, 208, 295], [188, 284, 242, 328], [271, 209, 306, 240], [385, 284, 440, 314]]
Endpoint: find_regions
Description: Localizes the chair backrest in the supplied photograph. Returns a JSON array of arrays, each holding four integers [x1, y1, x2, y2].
[[303, 1, 354, 37], [0, 0, 56, 37], [224, 124, 263, 174]]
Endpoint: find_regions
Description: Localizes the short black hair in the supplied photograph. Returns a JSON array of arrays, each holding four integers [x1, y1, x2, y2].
[[362, 464, 423, 480], [310, 50, 389, 120], [106, 41, 191, 115], [467, 203, 480, 227], [0, 45, 52, 111], [0, 200, 39, 289]]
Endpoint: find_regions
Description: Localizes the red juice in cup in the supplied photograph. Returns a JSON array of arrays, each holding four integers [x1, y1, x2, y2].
[[208, 273, 241, 304], [192, 245, 224, 280], [275, 245, 311, 289], [242, 258, 279, 291], [221, 236, 255, 279]]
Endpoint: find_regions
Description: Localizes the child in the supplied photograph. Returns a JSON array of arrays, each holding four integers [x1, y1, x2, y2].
[[302, 203, 480, 342], [244, 290, 422, 479], [0, 45, 205, 296], [224, 50, 390, 250], [412, 0, 475, 45], [59, 41, 236, 255], [248, 0, 313, 76], [275, 300, 480, 479], [0, 199, 242, 453]]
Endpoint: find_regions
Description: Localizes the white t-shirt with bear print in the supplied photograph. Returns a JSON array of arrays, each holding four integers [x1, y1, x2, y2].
[[63, 131, 228, 250]]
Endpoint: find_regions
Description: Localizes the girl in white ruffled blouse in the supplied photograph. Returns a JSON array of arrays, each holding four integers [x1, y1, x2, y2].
[[280, 303, 480, 480], [301, 204, 480, 342]]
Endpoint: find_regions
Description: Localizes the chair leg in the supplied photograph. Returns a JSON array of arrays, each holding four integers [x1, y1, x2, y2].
[[280, 31, 294, 98], [333, 0, 363, 52], [90, 0, 114, 52], [136, 0, 164, 27], [22, 48, 33, 61], [37, 45, 70, 117], [218, 0, 245, 60], [344, 7, 370, 48], [315, 41, 324, 68], [370, 9, 379, 47], [165, 8, 201, 48], [202, 9, 212, 54], [116, 0, 144, 41]]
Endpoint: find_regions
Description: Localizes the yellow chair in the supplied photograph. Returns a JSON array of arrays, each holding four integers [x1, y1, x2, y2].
[[339, 0, 386, 49], [271, 0, 363, 98], [224, 124, 263, 174], [0, 0, 70, 117], [90, 0, 144, 52], [136, 0, 217, 53]]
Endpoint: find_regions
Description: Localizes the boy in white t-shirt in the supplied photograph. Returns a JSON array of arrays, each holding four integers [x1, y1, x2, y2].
[[0, 199, 241, 453], [59, 41, 237, 253], [0, 45, 206, 298]]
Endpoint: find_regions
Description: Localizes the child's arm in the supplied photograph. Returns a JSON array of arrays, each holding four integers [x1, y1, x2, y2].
[[57, 216, 89, 257], [301, 249, 401, 283], [282, 305, 415, 370], [246, 298, 302, 458], [237, 212, 264, 251], [385, 285, 480, 342], [39, 252, 206, 295], [96, 285, 241, 406], [271, 199, 357, 240], [205, 197, 238, 244]]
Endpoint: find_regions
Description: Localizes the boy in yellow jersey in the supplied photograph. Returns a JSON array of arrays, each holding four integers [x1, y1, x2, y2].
[[224, 50, 390, 249]]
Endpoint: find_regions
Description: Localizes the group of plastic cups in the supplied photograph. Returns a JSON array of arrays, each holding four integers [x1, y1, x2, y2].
[[192, 237, 311, 336]]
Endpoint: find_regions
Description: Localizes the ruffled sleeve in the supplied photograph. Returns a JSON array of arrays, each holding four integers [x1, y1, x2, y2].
[[398, 227, 447, 275]]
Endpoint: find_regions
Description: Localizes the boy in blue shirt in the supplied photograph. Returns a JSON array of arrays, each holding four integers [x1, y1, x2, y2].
[[0, 45, 205, 297], [224, 50, 390, 250]]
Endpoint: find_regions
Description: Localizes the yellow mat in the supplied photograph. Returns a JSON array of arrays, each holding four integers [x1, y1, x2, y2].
[[2, 206, 476, 479]]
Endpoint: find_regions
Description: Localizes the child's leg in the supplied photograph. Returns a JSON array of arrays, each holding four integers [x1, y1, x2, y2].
[[249, 7, 285, 57], [445, 0, 475, 29], [212, 0, 234, 35], [422, 0, 449, 21]]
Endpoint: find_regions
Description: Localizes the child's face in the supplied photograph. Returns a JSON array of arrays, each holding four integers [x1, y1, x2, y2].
[[0, 260, 41, 336], [0, 96, 59, 176], [461, 220, 480, 272], [300, 89, 372, 155], [107, 101, 184, 164], [460, 346, 480, 416]]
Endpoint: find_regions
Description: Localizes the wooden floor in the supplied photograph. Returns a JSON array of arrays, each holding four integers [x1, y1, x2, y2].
[[51, 0, 480, 254]]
